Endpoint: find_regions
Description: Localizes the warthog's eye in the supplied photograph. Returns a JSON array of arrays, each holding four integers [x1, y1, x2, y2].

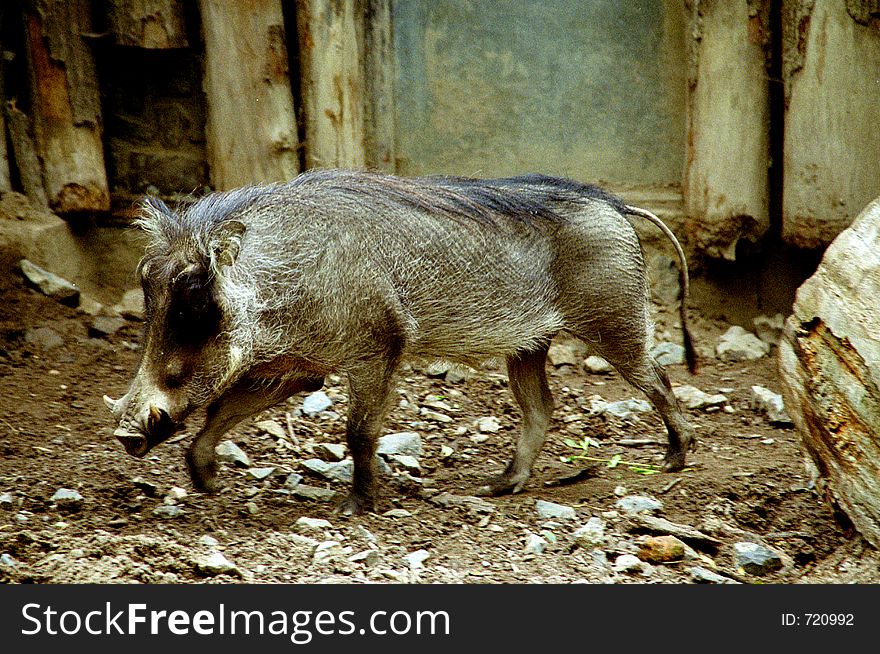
[[167, 265, 222, 346]]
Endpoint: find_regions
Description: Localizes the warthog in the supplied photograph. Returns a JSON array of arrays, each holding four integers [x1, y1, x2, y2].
[[105, 169, 697, 514]]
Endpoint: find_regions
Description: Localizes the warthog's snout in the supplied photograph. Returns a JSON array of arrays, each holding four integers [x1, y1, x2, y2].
[[108, 401, 180, 458], [114, 429, 150, 457]]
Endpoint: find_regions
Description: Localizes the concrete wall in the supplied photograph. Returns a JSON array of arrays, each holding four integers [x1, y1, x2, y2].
[[392, 0, 687, 186]]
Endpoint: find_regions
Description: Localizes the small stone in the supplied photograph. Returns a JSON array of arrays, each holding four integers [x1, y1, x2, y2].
[[51, 488, 83, 510], [88, 316, 126, 338], [19, 259, 79, 306], [302, 458, 353, 483], [349, 549, 380, 566], [689, 566, 739, 584], [377, 432, 423, 457], [421, 408, 454, 423], [383, 508, 412, 518], [254, 420, 287, 439], [248, 467, 276, 480], [601, 398, 653, 419], [750, 385, 793, 426], [153, 505, 183, 518], [245, 502, 259, 515], [313, 540, 345, 564], [475, 416, 502, 433], [291, 485, 337, 502], [0, 553, 19, 568], [627, 514, 722, 548], [0, 493, 15, 509], [115, 288, 145, 321], [753, 313, 785, 345], [197, 551, 239, 576], [386, 454, 421, 473], [404, 549, 430, 569], [164, 487, 188, 504], [573, 517, 606, 548], [77, 294, 105, 316], [295, 516, 333, 533], [314, 442, 346, 461], [424, 361, 450, 378], [199, 535, 220, 548], [650, 342, 686, 367], [302, 391, 333, 416], [524, 532, 547, 555], [584, 355, 613, 374], [548, 343, 579, 367], [535, 499, 577, 521], [215, 440, 251, 467], [431, 492, 496, 514], [734, 541, 784, 575], [444, 367, 469, 383], [25, 327, 64, 351], [716, 325, 770, 361], [637, 535, 686, 563], [615, 495, 663, 515], [132, 477, 159, 497], [613, 553, 647, 573], [673, 385, 728, 410]]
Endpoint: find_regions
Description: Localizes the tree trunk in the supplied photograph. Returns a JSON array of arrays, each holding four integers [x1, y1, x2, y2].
[[199, 0, 300, 190], [5, 101, 48, 206], [24, 0, 110, 213], [297, 0, 365, 169], [107, 0, 189, 49], [363, 0, 395, 171]]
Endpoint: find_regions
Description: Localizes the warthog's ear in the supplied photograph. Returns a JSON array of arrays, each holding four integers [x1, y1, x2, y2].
[[209, 220, 246, 270]]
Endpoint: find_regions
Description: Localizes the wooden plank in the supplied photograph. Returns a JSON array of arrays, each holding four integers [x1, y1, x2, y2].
[[296, 0, 366, 169], [24, 0, 110, 213], [781, 0, 880, 249], [5, 101, 48, 207], [683, 0, 770, 260], [107, 0, 189, 49], [199, 0, 300, 189], [363, 0, 395, 171]]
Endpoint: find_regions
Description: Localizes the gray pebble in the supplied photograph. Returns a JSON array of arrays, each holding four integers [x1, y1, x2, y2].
[[734, 541, 784, 575], [535, 499, 577, 521], [302, 391, 333, 416], [615, 495, 663, 515], [216, 440, 250, 467], [377, 431, 423, 457]]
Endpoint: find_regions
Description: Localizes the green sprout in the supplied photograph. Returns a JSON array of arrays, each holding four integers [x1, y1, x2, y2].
[[562, 436, 663, 475]]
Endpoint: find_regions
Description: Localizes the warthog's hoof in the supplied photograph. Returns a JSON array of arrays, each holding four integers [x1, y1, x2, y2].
[[185, 452, 220, 493], [476, 472, 529, 497], [662, 449, 687, 472], [336, 491, 374, 516]]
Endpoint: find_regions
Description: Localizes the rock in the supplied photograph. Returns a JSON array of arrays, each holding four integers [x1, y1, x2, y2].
[[302, 391, 333, 416], [584, 355, 613, 374], [637, 535, 686, 563], [734, 541, 784, 576], [199, 535, 220, 548], [77, 294, 105, 317], [548, 343, 579, 367], [615, 495, 663, 515], [350, 549, 380, 566], [535, 499, 577, 521], [88, 316, 126, 339], [290, 485, 337, 502], [284, 473, 304, 489], [0, 553, 19, 568], [197, 551, 239, 576], [254, 419, 287, 439], [295, 516, 333, 533], [165, 487, 188, 503], [431, 492, 496, 514], [383, 508, 412, 518], [114, 288, 145, 321], [386, 454, 421, 473], [753, 313, 785, 345], [689, 566, 740, 584], [215, 440, 250, 467], [572, 517, 606, 548], [444, 367, 469, 383], [475, 416, 502, 433], [314, 442, 346, 461], [153, 505, 183, 518], [421, 408, 454, 423], [19, 259, 79, 306], [248, 467, 276, 480], [716, 325, 770, 361], [132, 477, 159, 497], [673, 384, 728, 410], [25, 327, 63, 351], [424, 361, 450, 378], [650, 342, 686, 367], [613, 554, 648, 574], [0, 493, 14, 509], [779, 197, 880, 548], [51, 488, 83, 511], [404, 549, 430, 569], [626, 514, 722, 548], [750, 385, 793, 426], [600, 398, 652, 419], [301, 458, 353, 483], [313, 541, 346, 564], [377, 432, 423, 457], [524, 532, 547, 555]]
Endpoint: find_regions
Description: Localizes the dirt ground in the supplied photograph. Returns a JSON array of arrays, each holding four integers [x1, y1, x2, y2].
[[1, 249, 877, 585]]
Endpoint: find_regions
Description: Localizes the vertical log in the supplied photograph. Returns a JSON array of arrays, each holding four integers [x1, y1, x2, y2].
[[199, 0, 300, 190], [24, 0, 110, 213], [5, 101, 48, 206], [683, 0, 770, 260], [781, 0, 880, 249], [297, 0, 366, 169], [363, 0, 395, 171], [107, 0, 189, 49]]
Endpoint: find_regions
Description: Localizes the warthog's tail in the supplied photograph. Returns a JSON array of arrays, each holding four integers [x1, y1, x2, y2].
[[623, 205, 698, 374]]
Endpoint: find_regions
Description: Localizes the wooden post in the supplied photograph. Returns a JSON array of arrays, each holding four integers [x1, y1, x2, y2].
[[682, 0, 770, 260], [363, 0, 395, 171], [107, 0, 189, 49], [297, 0, 366, 169], [199, 0, 300, 190], [24, 0, 110, 213]]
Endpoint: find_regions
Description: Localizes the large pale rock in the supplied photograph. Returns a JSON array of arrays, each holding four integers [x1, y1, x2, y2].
[[779, 197, 880, 548]]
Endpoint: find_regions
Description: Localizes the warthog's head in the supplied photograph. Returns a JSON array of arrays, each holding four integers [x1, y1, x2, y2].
[[105, 196, 249, 457]]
